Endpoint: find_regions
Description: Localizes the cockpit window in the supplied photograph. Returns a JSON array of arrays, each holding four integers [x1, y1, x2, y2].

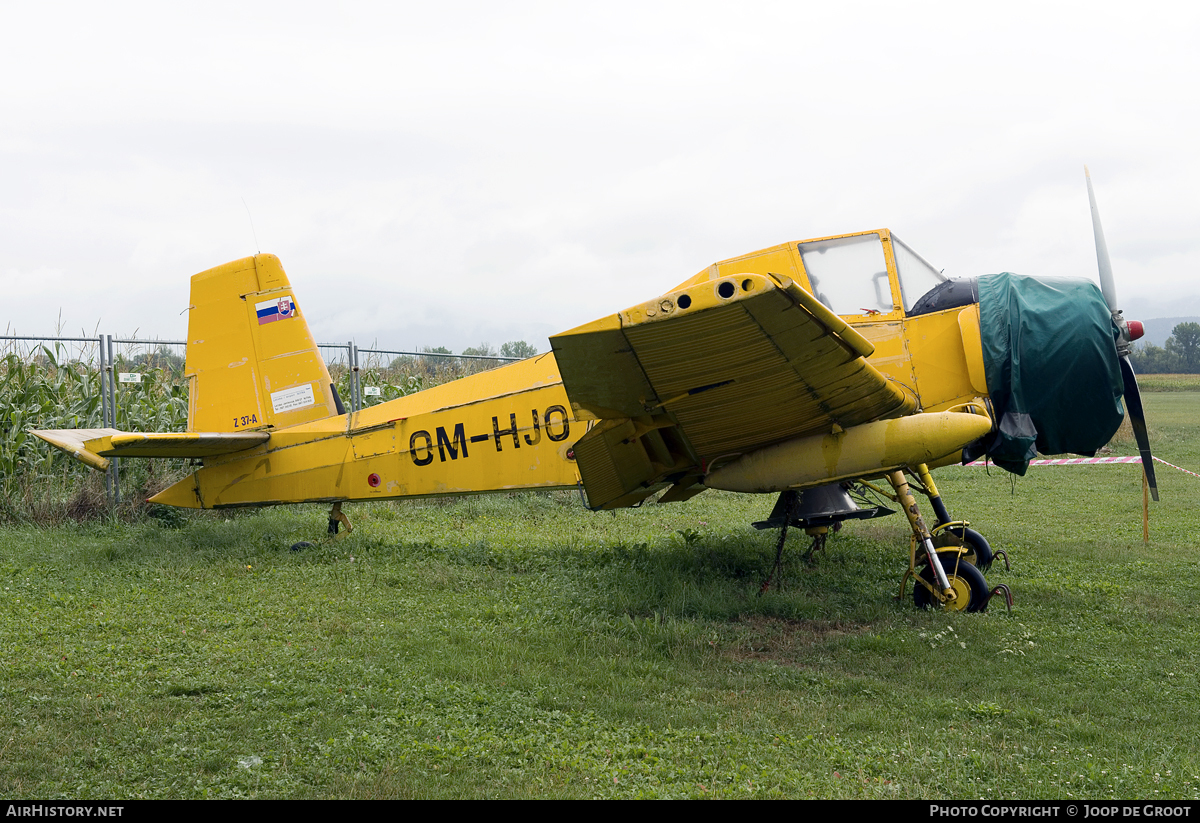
[[797, 234, 894, 316], [892, 236, 947, 312]]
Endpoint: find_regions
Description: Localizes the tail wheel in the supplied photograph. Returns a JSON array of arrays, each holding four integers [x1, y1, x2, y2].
[[914, 552, 990, 612]]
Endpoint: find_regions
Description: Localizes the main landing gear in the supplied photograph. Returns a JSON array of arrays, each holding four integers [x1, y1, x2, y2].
[[885, 464, 1010, 612], [755, 465, 1010, 611]]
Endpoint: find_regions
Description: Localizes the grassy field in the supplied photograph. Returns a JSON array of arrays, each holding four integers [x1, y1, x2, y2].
[[1137, 373, 1200, 392], [1, 394, 1198, 798]]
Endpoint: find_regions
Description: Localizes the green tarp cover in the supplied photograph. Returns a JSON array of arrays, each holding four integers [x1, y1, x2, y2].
[[974, 273, 1124, 475]]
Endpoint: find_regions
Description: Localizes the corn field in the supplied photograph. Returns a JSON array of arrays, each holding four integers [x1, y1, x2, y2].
[[0, 339, 507, 523]]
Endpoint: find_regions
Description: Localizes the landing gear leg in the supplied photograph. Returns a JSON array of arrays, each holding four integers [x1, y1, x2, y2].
[[914, 464, 997, 572], [328, 502, 353, 537], [888, 469, 960, 609], [895, 465, 995, 611]]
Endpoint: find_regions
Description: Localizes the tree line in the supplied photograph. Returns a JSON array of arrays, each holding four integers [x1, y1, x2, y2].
[[1130, 322, 1200, 374]]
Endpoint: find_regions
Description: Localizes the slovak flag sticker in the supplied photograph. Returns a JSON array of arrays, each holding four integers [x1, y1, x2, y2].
[[256, 296, 297, 325]]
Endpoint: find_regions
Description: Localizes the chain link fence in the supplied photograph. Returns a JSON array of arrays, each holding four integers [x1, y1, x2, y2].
[[1, 334, 520, 514]]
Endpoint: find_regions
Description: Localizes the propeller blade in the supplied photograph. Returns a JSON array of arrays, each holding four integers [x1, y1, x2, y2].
[[1118, 353, 1159, 501], [1085, 165, 1120, 313], [1084, 170, 1153, 499]]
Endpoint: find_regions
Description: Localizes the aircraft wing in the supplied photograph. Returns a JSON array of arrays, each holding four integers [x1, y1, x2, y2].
[[550, 272, 916, 509], [33, 428, 270, 470]]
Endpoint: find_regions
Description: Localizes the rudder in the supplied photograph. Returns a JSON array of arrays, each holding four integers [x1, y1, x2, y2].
[[185, 254, 342, 433]]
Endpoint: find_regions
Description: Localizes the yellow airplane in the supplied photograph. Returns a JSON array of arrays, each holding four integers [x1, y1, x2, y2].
[[33, 170, 1154, 612]]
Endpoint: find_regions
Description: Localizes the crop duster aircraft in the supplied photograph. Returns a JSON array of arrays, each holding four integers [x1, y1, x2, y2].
[[34, 171, 1155, 611]]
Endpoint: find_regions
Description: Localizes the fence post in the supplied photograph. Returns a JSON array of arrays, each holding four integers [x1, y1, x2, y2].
[[106, 334, 120, 506], [98, 335, 112, 506], [349, 340, 360, 412]]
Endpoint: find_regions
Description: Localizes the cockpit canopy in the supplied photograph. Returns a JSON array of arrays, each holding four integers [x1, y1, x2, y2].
[[796, 230, 971, 318]]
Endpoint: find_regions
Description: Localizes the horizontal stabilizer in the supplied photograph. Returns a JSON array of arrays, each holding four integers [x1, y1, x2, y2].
[[33, 428, 270, 469]]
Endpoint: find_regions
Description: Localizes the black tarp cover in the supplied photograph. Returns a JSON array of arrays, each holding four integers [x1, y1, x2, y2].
[[971, 273, 1125, 475]]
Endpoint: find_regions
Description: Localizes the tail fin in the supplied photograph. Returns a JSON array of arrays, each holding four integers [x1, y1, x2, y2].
[[185, 254, 342, 432]]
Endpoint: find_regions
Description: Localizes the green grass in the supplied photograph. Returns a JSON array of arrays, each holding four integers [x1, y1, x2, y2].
[[1, 394, 1198, 798]]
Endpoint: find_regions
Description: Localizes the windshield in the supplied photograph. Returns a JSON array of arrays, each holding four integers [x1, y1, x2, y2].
[[892, 236, 947, 312], [797, 234, 893, 316]]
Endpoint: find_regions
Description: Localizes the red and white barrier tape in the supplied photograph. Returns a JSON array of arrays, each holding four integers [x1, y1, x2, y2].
[[961, 454, 1200, 478], [1152, 456, 1200, 479]]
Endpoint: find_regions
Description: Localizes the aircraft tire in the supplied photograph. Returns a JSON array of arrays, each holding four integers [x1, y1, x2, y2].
[[933, 526, 994, 573], [960, 528, 994, 573], [913, 553, 989, 613]]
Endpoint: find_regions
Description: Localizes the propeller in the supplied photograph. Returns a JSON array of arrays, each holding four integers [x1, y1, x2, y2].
[[1085, 166, 1159, 501]]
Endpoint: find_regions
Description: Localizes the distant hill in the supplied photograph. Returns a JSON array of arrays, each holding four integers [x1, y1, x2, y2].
[[1137, 317, 1200, 348]]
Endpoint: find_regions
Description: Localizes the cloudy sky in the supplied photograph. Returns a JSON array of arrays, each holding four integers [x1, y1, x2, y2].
[[3, 1, 1197, 353]]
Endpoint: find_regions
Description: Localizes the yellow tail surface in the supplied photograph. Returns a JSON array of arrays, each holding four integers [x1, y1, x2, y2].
[[185, 254, 343, 433]]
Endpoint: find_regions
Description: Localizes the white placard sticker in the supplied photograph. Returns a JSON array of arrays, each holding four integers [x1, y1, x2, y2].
[[363, 386, 381, 396], [271, 383, 316, 414], [118, 372, 142, 384]]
